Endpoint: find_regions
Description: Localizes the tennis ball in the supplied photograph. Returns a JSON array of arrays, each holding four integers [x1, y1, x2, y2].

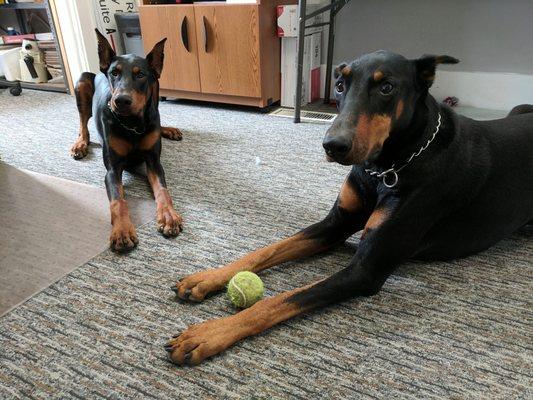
[[227, 271, 264, 308]]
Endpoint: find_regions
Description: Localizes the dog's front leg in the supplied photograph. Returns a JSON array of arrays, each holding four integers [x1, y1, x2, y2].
[[172, 174, 369, 302], [145, 152, 183, 237], [105, 166, 138, 252], [166, 199, 433, 366], [165, 222, 396, 366]]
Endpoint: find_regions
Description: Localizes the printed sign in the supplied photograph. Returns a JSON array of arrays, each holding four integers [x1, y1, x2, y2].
[[93, 0, 138, 54]]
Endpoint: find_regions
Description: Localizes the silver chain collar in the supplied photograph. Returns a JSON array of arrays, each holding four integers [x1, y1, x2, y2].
[[107, 102, 145, 135], [364, 112, 442, 188]]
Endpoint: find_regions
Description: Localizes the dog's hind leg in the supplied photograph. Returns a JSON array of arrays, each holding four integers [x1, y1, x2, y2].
[[70, 72, 95, 159], [508, 104, 533, 116], [161, 126, 183, 141]]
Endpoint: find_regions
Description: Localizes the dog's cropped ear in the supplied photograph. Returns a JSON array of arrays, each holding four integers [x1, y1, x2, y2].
[[334, 62, 349, 79], [414, 55, 459, 89], [146, 38, 167, 79], [95, 29, 116, 73]]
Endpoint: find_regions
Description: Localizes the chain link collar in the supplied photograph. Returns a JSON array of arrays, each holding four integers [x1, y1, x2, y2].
[[107, 102, 145, 135], [364, 113, 442, 188]]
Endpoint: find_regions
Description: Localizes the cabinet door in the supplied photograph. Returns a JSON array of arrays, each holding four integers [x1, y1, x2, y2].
[[194, 4, 261, 97], [139, 5, 201, 92]]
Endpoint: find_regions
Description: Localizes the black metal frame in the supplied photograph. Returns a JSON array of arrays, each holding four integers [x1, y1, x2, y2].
[[293, 0, 351, 122]]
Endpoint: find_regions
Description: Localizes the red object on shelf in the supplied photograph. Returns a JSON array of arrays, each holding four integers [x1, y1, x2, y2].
[[2, 34, 36, 44]]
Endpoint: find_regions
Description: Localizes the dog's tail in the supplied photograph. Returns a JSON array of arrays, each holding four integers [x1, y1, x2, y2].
[[508, 104, 533, 116]]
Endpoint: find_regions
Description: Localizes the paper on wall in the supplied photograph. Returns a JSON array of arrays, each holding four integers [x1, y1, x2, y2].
[[93, 0, 138, 55]]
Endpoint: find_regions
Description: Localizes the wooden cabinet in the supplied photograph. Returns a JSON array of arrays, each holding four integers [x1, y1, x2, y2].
[[139, 5, 201, 92], [194, 4, 261, 97], [139, 1, 282, 108]]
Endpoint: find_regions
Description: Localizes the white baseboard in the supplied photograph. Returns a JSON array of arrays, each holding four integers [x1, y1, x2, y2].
[[320, 65, 533, 111], [431, 70, 533, 111]]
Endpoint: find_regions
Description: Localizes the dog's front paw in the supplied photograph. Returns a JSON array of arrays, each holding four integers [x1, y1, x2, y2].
[[165, 317, 237, 366], [70, 139, 89, 159], [110, 221, 138, 252], [161, 126, 183, 141], [157, 206, 183, 237], [171, 269, 230, 302]]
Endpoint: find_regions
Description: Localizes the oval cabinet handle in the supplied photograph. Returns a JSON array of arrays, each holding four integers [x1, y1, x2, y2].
[[181, 16, 190, 52], [202, 16, 209, 53]]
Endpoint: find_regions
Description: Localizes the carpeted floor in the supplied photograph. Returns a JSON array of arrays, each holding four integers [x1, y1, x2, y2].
[[0, 89, 531, 399]]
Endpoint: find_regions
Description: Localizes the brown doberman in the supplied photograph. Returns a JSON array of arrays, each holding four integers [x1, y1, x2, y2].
[[70, 30, 183, 252]]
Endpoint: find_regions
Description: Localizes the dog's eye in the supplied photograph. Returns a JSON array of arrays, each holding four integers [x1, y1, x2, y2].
[[380, 82, 394, 95], [135, 72, 145, 79], [111, 69, 119, 77], [335, 81, 345, 94]]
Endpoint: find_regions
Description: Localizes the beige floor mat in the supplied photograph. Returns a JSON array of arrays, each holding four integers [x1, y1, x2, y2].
[[0, 163, 155, 316]]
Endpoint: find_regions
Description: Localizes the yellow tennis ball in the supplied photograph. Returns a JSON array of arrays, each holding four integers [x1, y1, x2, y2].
[[227, 271, 264, 308]]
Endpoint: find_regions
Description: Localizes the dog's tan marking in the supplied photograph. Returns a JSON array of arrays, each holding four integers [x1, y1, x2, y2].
[[174, 232, 328, 302], [352, 114, 392, 162], [108, 134, 133, 157], [361, 207, 390, 239], [161, 126, 182, 141], [131, 90, 147, 116], [147, 170, 182, 237], [341, 65, 352, 76], [132, 66, 140, 75], [70, 78, 94, 159], [109, 198, 138, 250], [373, 70, 384, 82], [167, 281, 321, 365], [139, 129, 160, 151], [338, 177, 363, 213], [395, 100, 404, 120]]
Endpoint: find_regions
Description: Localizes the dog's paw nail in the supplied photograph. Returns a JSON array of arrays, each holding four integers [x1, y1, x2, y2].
[[170, 286, 179, 294], [167, 352, 178, 364], [164, 344, 174, 352]]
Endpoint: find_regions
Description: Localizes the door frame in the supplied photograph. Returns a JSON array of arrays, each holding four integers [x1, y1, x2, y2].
[[49, 0, 100, 93]]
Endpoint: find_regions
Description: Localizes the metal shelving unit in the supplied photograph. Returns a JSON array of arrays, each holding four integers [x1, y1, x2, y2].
[[1, 2, 47, 9], [293, 0, 351, 122], [0, 0, 69, 94]]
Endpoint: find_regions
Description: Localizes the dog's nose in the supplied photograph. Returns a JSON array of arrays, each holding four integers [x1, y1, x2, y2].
[[323, 136, 351, 157], [115, 95, 132, 108]]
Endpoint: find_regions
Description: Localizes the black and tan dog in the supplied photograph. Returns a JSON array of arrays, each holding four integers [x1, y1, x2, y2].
[[166, 50, 533, 365], [70, 30, 183, 252]]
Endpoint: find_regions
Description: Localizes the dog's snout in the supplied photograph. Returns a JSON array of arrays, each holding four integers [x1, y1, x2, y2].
[[323, 135, 351, 157], [114, 94, 132, 108]]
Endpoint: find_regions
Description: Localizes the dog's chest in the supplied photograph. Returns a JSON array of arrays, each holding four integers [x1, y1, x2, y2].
[[108, 130, 160, 156]]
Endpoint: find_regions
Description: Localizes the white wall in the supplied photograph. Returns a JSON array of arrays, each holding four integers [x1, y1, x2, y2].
[[330, 0, 533, 110]]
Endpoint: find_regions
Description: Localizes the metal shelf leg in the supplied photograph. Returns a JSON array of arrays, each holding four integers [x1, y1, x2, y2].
[[294, 0, 307, 123], [324, 1, 335, 105]]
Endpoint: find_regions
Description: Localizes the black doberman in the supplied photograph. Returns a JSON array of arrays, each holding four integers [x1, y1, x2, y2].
[[70, 30, 183, 252], [166, 50, 533, 366]]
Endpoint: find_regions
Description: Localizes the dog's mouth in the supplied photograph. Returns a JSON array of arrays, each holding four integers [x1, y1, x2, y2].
[[324, 143, 383, 166], [110, 100, 134, 117], [324, 150, 355, 166]]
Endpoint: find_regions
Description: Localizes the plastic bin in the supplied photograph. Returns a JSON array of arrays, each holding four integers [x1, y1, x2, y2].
[[114, 13, 144, 57], [0, 47, 22, 81]]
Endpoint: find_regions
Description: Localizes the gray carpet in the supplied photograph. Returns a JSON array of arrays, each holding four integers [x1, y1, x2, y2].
[[0, 89, 531, 399], [0, 162, 154, 317]]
